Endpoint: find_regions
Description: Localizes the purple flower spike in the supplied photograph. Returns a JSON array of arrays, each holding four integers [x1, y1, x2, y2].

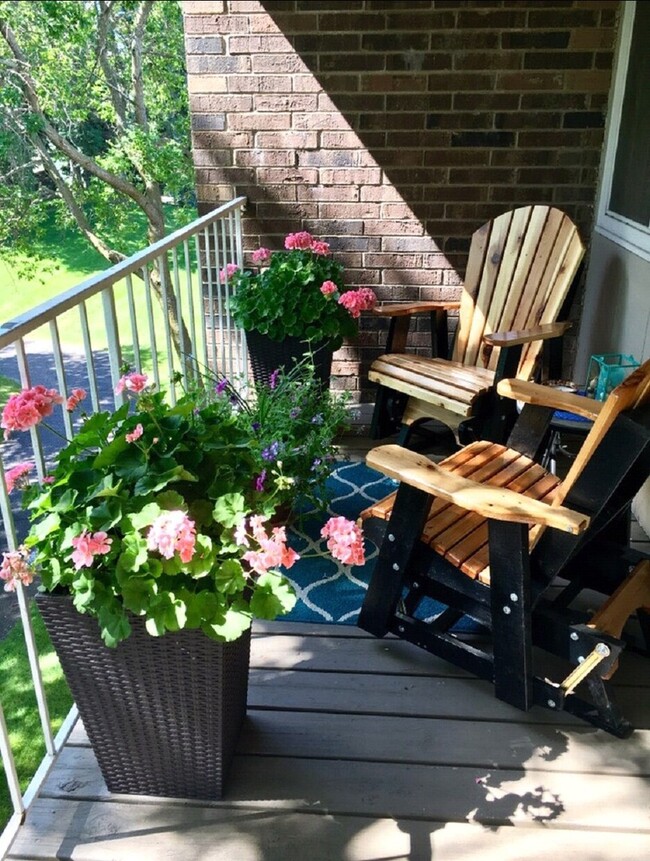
[[215, 379, 229, 395], [261, 441, 280, 461], [269, 369, 280, 390], [255, 469, 267, 492]]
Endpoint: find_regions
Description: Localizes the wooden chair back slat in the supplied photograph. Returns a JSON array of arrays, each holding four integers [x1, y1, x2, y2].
[[451, 206, 584, 376]]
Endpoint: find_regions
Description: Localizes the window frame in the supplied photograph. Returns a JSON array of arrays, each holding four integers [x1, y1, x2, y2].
[[595, 0, 650, 261]]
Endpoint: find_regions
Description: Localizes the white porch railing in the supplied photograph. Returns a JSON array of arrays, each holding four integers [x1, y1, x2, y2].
[[0, 197, 247, 856]]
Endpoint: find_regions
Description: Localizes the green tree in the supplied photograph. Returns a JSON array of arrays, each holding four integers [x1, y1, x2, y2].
[[0, 0, 194, 353]]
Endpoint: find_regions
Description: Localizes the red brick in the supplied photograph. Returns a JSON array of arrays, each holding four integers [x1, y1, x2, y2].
[[293, 112, 350, 131], [318, 202, 380, 219], [257, 167, 320, 185], [228, 112, 291, 131], [318, 168, 382, 185], [254, 131, 319, 149], [255, 94, 318, 112], [229, 35, 293, 54], [296, 185, 360, 202]]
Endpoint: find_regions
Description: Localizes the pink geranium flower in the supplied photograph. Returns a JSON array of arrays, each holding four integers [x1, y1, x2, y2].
[[219, 263, 240, 283], [320, 516, 365, 566], [115, 372, 149, 395], [310, 240, 330, 256], [70, 530, 112, 570], [147, 510, 197, 564], [252, 247, 271, 265], [0, 547, 35, 592], [237, 515, 300, 574], [1, 385, 64, 439], [126, 423, 144, 443], [338, 287, 377, 319], [320, 280, 338, 296], [284, 231, 313, 251], [66, 387, 87, 412], [5, 461, 33, 493]]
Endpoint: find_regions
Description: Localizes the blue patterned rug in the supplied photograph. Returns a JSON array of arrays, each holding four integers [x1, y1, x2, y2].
[[283, 460, 474, 628]]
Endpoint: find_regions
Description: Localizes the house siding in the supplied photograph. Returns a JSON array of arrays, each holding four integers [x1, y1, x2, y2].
[[182, 0, 618, 403]]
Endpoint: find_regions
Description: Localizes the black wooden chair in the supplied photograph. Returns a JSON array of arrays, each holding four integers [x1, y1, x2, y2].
[[358, 360, 650, 737]]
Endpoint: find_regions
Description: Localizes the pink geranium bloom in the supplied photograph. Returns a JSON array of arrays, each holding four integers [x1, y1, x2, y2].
[[1, 385, 64, 439], [238, 516, 300, 574], [115, 372, 149, 395], [219, 262, 240, 283], [321, 516, 365, 566], [320, 280, 338, 296], [147, 510, 197, 564], [252, 247, 271, 265], [338, 288, 377, 319], [284, 231, 313, 251], [126, 423, 144, 443], [310, 240, 330, 256], [0, 547, 35, 592], [66, 387, 87, 412], [71, 530, 112, 570], [5, 461, 33, 493]]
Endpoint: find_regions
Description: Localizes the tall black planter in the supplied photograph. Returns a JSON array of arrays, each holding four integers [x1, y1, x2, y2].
[[245, 329, 334, 388], [38, 593, 250, 800]]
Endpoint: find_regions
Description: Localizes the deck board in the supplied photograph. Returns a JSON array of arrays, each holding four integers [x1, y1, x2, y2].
[[6, 622, 650, 860]]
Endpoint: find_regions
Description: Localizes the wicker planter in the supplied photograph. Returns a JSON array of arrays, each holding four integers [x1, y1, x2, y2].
[[245, 329, 333, 388], [37, 593, 250, 800]]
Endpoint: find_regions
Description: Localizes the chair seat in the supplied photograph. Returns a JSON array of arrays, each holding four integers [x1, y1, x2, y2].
[[369, 354, 495, 418], [361, 440, 561, 583]]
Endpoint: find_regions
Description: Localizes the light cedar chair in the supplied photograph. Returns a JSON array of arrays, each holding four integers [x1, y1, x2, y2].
[[359, 360, 650, 736], [369, 205, 585, 446]]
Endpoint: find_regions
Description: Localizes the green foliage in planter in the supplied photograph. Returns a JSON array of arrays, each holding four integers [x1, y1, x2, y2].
[[229, 232, 375, 349]]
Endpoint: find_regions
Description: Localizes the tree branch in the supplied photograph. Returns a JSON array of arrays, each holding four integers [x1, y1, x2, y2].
[[0, 16, 153, 214], [96, 0, 127, 129], [131, 1, 153, 131], [33, 137, 125, 264]]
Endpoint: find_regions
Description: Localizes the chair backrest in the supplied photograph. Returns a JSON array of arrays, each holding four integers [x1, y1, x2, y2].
[[530, 359, 650, 549], [452, 206, 585, 378], [552, 358, 650, 509]]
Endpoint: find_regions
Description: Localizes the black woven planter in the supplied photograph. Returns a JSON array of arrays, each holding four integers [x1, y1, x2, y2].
[[37, 593, 250, 800], [245, 329, 334, 388]]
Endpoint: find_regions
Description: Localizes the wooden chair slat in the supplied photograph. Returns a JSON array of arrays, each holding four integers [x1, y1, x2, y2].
[[460, 212, 514, 368], [373, 354, 494, 388]]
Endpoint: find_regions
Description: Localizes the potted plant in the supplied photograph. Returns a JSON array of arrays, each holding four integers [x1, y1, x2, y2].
[[0, 368, 365, 799], [226, 231, 376, 386]]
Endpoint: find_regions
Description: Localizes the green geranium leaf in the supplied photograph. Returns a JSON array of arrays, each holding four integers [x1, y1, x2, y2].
[[88, 498, 124, 531], [93, 434, 129, 469], [156, 490, 185, 511], [116, 532, 149, 574], [121, 576, 156, 614], [213, 493, 246, 528], [71, 571, 94, 611], [201, 606, 251, 642], [214, 559, 246, 595], [97, 604, 131, 648], [250, 571, 297, 619], [128, 502, 162, 532], [31, 512, 61, 541]]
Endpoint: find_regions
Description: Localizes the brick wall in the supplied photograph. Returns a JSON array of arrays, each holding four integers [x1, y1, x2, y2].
[[182, 0, 618, 403]]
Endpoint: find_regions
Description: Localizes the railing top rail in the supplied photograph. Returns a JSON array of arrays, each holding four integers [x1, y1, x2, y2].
[[0, 197, 246, 350]]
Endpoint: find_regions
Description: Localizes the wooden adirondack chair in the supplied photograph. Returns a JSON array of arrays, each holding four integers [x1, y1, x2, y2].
[[359, 360, 650, 736], [369, 205, 585, 446]]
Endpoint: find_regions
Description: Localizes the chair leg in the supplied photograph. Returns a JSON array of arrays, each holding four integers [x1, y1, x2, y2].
[[358, 484, 432, 637], [488, 520, 533, 711], [370, 385, 408, 440]]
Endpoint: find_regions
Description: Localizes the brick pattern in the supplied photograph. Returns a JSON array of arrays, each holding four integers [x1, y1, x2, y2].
[[182, 0, 618, 402]]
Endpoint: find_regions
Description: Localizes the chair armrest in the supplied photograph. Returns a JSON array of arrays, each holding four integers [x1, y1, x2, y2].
[[483, 321, 571, 348], [366, 444, 589, 535], [497, 378, 603, 420], [371, 301, 461, 318]]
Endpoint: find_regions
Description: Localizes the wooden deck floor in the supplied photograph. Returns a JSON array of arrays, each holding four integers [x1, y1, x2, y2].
[[6, 617, 650, 861], [5, 435, 650, 860]]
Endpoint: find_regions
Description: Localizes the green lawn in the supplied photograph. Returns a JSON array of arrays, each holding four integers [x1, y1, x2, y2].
[[0, 603, 73, 830], [0, 205, 200, 382]]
